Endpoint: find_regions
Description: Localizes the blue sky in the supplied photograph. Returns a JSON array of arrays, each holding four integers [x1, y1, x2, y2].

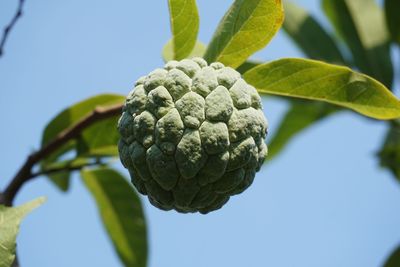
[[1, 0, 400, 267]]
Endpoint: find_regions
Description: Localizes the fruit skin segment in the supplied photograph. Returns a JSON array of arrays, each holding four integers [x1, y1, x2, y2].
[[118, 57, 268, 214]]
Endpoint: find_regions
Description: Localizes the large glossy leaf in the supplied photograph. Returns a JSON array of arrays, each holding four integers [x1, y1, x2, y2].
[[42, 94, 124, 145], [283, 1, 345, 65], [0, 197, 46, 267], [267, 100, 338, 161], [81, 168, 147, 267], [41, 94, 124, 191], [270, 2, 348, 163], [385, 0, 400, 44], [243, 58, 400, 120], [77, 117, 119, 157], [167, 0, 199, 60], [383, 244, 400, 267], [237, 60, 340, 162], [203, 0, 284, 68], [322, 0, 393, 87], [379, 120, 400, 182], [162, 39, 206, 62]]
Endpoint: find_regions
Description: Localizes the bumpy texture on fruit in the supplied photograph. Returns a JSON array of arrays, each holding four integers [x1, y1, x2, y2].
[[118, 58, 268, 214]]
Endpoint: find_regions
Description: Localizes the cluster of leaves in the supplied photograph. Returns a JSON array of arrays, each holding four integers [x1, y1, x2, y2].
[[274, 0, 400, 265], [1, 0, 400, 267]]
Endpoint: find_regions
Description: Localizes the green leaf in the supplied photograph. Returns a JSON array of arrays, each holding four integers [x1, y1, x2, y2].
[[41, 94, 124, 191], [267, 100, 338, 161], [236, 61, 340, 162], [236, 60, 262, 74], [283, 1, 345, 65], [383, 244, 400, 267], [77, 117, 119, 157], [40, 142, 79, 191], [237, 58, 340, 161], [0, 197, 46, 267], [270, 1, 347, 163], [42, 158, 100, 191], [379, 120, 400, 182], [42, 94, 124, 146], [322, 0, 393, 87], [46, 172, 70, 191], [81, 168, 147, 267], [203, 0, 284, 68], [167, 0, 199, 60], [385, 0, 400, 44], [162, 39, 206, 62], [38, 142, 75, 191], [243, 58, 400, 120], [269, 2, 346, 162]]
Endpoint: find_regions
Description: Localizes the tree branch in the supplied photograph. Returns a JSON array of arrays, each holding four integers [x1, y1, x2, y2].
[[0, 0, 26, 57], [0, 103, 123, 206]]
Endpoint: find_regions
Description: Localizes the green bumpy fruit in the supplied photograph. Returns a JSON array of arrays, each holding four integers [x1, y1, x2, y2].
[[118, 58, 268, 214]]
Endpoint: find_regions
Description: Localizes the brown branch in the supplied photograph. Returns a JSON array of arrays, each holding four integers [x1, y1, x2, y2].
[[0, 0, 26, 57], [0, 103, 123, 206]]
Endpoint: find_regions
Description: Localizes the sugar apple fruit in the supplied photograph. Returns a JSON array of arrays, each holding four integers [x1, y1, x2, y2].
[[118, 57, 268, 214]]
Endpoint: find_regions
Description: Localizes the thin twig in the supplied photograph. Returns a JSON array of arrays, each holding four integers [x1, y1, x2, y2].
[[0, 0, 26, 57], [0, 103, 123, 206], [29, 160, 104, 179]]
